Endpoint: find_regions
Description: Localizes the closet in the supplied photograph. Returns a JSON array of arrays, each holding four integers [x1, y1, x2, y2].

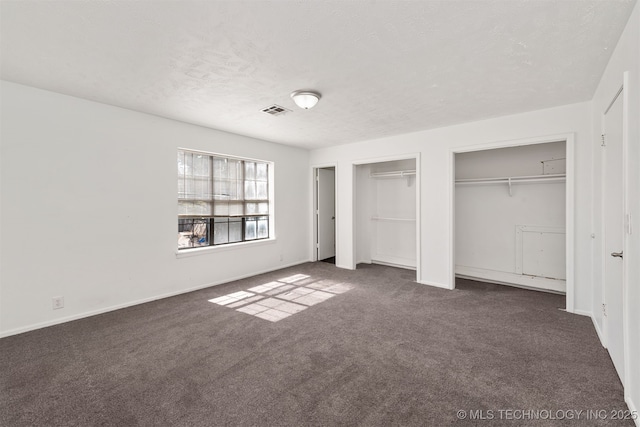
[[454, 142, 566, 293], [356, 159, 417, 271]]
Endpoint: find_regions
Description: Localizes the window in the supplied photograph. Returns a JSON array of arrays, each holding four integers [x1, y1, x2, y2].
[[177, 149, 271, 250]]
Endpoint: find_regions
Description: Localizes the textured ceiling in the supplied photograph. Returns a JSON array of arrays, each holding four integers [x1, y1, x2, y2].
[[1, 0, 636, 149]]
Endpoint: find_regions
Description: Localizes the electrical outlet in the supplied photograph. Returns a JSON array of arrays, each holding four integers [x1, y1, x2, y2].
[[52, 296, 64, 310]]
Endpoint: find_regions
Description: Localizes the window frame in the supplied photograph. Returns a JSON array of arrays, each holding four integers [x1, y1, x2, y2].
[[177, 148, 275, 253]]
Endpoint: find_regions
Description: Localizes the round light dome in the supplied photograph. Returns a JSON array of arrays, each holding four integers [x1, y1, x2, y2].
[[290, 90, 321, 109]]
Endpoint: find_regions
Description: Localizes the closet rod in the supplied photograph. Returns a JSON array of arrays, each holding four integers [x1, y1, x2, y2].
[[455, 173, 565, 184], [370, 170, 416, 178], [455, 174, 565, 197], [371, 216, 416, 222]]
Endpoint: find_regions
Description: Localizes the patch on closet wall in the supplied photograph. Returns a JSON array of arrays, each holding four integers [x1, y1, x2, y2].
[[541, 158, 566, 175], [515, 225, 566, 280]]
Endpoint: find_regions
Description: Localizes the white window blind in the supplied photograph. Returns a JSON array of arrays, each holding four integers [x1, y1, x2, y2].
[[177, 149, 271, 249]]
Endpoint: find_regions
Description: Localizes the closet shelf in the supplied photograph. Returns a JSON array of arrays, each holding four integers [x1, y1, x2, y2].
[[455, 173, 565, 197], [371, 216, 416, 222], [370, 170, 416, 178]]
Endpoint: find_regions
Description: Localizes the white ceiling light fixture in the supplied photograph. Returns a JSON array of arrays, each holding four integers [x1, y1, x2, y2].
[[290, 90, 321, 109]]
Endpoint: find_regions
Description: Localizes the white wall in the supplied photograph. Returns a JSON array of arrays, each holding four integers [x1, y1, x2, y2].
[[310, 101, 591, 307], [455, 143, 566, 291], [0, 81, 310, 336], [591, 1, 640, 420], [455, 185, 566, 271]]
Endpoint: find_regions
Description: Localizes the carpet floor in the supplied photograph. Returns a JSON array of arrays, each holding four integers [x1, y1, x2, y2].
[[0, 262, 631, 426]]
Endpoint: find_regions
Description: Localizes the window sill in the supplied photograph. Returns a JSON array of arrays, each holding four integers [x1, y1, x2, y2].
[[175, 238, 276, 258]]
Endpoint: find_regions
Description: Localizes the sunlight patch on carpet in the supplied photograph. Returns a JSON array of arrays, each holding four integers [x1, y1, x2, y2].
[[209, 274, 353, 322]]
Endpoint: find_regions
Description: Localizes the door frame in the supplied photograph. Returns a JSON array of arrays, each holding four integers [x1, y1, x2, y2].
[[600, 72, 630, 391], [311, 163, 338, 262], [449, 133, 575, 311], [352, 153, 422, 282], [316, 167, 336, 261]]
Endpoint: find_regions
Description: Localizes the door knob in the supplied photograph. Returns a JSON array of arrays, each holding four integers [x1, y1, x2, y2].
[[611, 251, 623, 258]]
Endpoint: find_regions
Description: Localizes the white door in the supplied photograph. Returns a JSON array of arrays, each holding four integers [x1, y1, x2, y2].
[[603, 89, 625, 383], [317, 168, 336, 260]]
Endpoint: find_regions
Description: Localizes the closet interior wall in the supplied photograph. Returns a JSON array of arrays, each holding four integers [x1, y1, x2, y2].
[[356, 159, 417, 270], [455, 142, 567, 292]]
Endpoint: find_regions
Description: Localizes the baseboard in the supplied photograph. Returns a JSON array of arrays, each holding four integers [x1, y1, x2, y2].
[[371, 260, 416, 271], [591, 318, 606, 348], [0, 259, 309, 339], [573, 309, 606, 348], [626, 395, 639, 427], [456, 265, 566, 293], [335, 264, 356, 270], [417, 280, 452, 290], [371, 254, 416, 269]]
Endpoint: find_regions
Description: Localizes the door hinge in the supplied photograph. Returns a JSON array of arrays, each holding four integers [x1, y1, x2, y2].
[[601, 134, 606, 147], [626, 213, 633, 235], [316, 243, 319, 248], [602, 303, 607, 316]]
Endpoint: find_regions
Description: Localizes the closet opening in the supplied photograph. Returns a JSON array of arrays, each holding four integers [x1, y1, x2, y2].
[[355, 157, 419, 281], [453, 140, 569, 301]]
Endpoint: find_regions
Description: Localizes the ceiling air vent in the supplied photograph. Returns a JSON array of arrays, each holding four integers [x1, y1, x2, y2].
[[261, 104, 291, 116]]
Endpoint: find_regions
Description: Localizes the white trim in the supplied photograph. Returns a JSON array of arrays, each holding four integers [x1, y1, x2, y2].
[[565, 134, 576, 312], [176, 237, 276, 258], [417, 280, 451, 290], [415, 152, 422, 283], [349, 163, 356, 269], [599, 107, 607, 345], [621, 71, 631, 401], [571, 310, 593, 318], [310, 163, 338, 263], [449, 149, 456, 290], [456, 265, 566, 293], [592, 314, 606, 347], [626, 396, 640, 427], [350, 152, 422, 282], [562, 310, 605, 347], [371, 254, 416, 269], [0, 260, 310, 339], [600, 78, 630, 391], [449, 133, 575, 311], [572, 309, 592, 317], [371, 260, 416, 271]]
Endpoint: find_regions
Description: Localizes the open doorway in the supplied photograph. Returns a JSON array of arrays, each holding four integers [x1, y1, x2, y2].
[[452, 136, 574, 310], [315, 167, 336, 263]]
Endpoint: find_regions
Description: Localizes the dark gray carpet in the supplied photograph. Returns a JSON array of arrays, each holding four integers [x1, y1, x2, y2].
[[0, 263, 631, 426]]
